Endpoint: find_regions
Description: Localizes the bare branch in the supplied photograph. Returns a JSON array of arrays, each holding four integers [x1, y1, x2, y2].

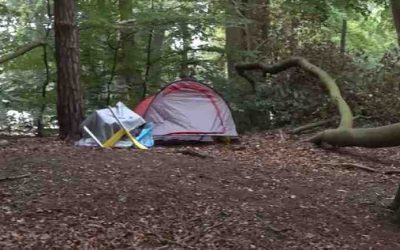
[[0, 40, 46, 64]]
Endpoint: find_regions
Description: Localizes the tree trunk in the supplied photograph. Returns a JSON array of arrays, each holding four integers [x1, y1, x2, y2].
[[179, 22, 192, 78], [340, 19, 347, 54], [143, 0, 165, 93], [54, 0, 84, 141], [37, 43, 50, 138], [389, 183, 400, 221], [246, 0, 270, 53], [117, 0, 143, 103], [37, 0, 52, 137], [147, 26, 165, 86], [225, 0, 270, 87], [391, 0, 400, 46], [225, 0, 248, 81]]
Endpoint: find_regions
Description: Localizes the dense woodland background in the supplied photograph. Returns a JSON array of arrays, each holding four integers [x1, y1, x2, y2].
[[0, 0, 399, 135]]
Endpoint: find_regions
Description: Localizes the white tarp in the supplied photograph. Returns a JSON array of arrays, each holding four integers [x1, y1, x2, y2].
[[76, 102, 145, 147]]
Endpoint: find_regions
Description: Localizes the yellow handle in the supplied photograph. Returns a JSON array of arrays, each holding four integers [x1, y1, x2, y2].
[[124, 128, 148, 149], [103, 129, 125, 148]]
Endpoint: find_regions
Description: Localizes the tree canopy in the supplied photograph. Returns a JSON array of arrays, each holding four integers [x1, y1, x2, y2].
[[0, 0, 398, 135]]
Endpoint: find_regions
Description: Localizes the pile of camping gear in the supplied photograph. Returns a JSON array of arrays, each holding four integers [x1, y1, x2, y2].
[[77, 80, 238, 149]]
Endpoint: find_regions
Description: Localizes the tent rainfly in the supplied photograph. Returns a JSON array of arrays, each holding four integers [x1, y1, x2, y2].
[[134, 80, 238, 142]]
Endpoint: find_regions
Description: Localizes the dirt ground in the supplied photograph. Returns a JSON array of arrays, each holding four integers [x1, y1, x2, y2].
[[1, 133, 400, 249]]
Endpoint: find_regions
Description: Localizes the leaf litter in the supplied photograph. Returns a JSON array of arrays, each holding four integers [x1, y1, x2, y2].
[[0, 133, 400, 249]]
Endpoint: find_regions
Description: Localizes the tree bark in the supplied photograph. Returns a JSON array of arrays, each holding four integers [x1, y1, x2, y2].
[[54, 0, 84, 141], [391, 0, 400, 46]]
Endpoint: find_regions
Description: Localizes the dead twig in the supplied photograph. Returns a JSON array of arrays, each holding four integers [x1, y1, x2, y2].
[[151, 232, 193, 249], [143, 225, 194, 250], [266, 224, 291, 233], [382, 170, 400, 175], [0, 174, 31, 182], [320, 163, 400, 175], [335, 163, 377, 172], [177, 149, 213, 159], [291, 117, 339, 134], [184, 222, 224, 246]]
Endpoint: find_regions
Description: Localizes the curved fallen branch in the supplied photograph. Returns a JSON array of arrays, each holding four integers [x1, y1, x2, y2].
[[319, 162, 400, 175], [292, 116, 362, 134], [235, 57, 400, 148], [235, 57, 353, 129], [309, 123, 400, 147], [236, 56, 400, 220]]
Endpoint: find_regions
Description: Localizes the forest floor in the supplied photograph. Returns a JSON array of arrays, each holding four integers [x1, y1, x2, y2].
[[1, 133, 400, 249]]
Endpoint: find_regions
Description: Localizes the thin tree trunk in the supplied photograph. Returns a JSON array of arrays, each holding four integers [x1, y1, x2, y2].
[[391, 0, 400, 46], [147, 27, 165, 86], [37, 44, 50, 137], [106, 45, 119, 105], [340, 19, 347, 54], [37, 0, 52, 137], [142, 1, 165, 92], [54, 0, 84, 141], [117, 0, 143, 103], [179, 22, 191, 78]]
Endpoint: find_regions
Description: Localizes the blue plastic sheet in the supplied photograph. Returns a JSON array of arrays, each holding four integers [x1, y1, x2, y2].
[[136, 122, 154, 148]]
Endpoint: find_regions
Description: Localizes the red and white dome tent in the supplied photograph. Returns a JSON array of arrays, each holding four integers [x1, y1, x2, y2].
[[134, 80, 238, 142]]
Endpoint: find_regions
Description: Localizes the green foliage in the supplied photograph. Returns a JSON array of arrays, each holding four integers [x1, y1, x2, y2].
[[0, 0, 398, 133]]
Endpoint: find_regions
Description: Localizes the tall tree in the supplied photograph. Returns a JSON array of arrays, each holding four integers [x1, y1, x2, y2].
[[391, 0, 400, 46], [225, 0, 247, 81], [340, 19, 347, 53], [246, 0, 270, 53], [54, 0, 84, 140], [179, 22, 192, 78], [146, 26, 165, 86], [144, 0, 166, 93], [117, 0, 143, 103], [225, 0, 270, 88]]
